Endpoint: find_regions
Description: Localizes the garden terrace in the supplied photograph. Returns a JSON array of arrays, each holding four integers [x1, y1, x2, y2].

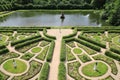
[[0, 27, 120, 80]]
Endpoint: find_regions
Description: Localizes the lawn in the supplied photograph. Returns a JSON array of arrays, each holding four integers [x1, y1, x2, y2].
[[3, 59, 27, 74], [82, 62, 108, 77], [31, 47, 42, 53], [73, 48, 82, 54]]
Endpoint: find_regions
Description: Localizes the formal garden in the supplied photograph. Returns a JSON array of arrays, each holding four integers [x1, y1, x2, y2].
[[0, 27, 119, 80]]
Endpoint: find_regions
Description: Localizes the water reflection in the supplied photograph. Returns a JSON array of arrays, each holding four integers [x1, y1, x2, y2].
[[0, 11, 110, 27]]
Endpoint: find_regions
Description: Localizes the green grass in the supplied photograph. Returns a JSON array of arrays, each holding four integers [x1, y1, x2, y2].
[[73, 48, 82, 54], [3, 59, 27, 74], [31, 47, 41, 53], [0, 35, 8, 45], [82, 62, 108, 77], [66, 46, 76, 61], [36, 46, 49, 61], [93, 36, 101, 41], [112, 36, 120, 46], [18, 35, 27, 40]]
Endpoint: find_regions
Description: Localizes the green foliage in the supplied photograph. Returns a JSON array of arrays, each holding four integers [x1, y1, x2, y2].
[[105, 51, 120, 61], [36, 46, 49, 61], [60, 39, 66, 62], [11, 35, 41, 46], [63, 28, 77, 39], [93, 54, 118, 75], [58, 62, 66, 80], [101, 0, 120, 26], [0, 48, 9, 55], [15, 37, 42, 49], [78, 54, 91, 63], [78, 35, 106, 48], [21, 52, 34, 61], [110, 47, 120, 55], [75, 38, 101, 52], [46, 41, 55, 62], [43, 28, 56, 40], [39, 62, 49, 80]]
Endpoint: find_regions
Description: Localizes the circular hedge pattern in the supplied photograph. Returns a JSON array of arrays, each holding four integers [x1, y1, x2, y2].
[[3, 59, 27, 74], [82, 62, 108, 77]]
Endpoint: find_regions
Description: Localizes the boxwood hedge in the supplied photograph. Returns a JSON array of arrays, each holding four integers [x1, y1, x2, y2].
[[105, 51, 120, 61], [58, 62, 66, 80], [60, 39, 66, 62], [75, 38, 101, 52], [78, 35, 106, 48], [43, 28, 56, 40], [39, 62, 50, 80], [46, 41, 55, 62]]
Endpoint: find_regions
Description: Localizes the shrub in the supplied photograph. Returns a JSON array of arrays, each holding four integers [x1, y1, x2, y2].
[[110, 48, 120, 55], [78, 35, 106, 48], [46, 41, 55, 62], [75, 38, 101, 52], [15, 38, 42, 49], [39, 62, 50, 80], [43, 28, 56, 40], [63, 28, 77, 39], [105, 51, 120, 61], [58, 62, 66, 80], [11, 35, 41, 46], [0, 48, 9, 55], [60, 39, 66, 62]]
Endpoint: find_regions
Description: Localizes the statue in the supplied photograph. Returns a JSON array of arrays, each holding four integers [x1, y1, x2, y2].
[[93, 62, 98, 71], [13, 59, 17, 69], [60, 12, 65, 19]]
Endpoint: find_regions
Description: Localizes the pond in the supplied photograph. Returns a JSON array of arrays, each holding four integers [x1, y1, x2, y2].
[[0, 11, 110, 27]]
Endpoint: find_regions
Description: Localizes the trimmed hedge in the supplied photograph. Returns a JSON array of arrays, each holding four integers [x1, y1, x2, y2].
[[63, 28, 77, 39], [105, 51, 120, 61], [78, 35, 106, 48], [0, 48, 9, 55], [58, 62, 66, 80], [0, 45, 6, 49], [39, 62, 50, 80], [110, 48, 120, 55], [43, 28, 56, 40], [15, 37, 42, 49], [11, 35, 41, 46], [60, 39, 66, 62], [75, 38, 101, 52], [46, 41, 55, 62]]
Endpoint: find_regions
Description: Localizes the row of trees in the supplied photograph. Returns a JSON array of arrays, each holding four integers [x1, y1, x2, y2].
[[101, 0, 120, 26], [0, 0, 106, 11]]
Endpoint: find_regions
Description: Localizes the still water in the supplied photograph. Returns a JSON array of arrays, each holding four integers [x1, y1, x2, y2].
[[0, 11, 110, 27]]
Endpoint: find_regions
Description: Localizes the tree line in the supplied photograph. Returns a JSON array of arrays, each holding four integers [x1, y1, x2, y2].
[[0, 0, 119, 26]]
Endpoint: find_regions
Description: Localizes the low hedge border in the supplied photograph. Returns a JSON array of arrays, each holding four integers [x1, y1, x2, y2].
[[0, 48, 9, 55], [58, 62, 66, 80], [39, 62, 50, 80], [60, 39, 66, 62], [46, 41, 55, 62], [105, 51, 120, 61], [11, 35, 41, 46], [43, 28, 56, 40], [63, 28, 77, 39], [75, 38, 101, 52], [78, 35, 106, 48], [15, 37, 43, 49], [110, 47, 120, 55]]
